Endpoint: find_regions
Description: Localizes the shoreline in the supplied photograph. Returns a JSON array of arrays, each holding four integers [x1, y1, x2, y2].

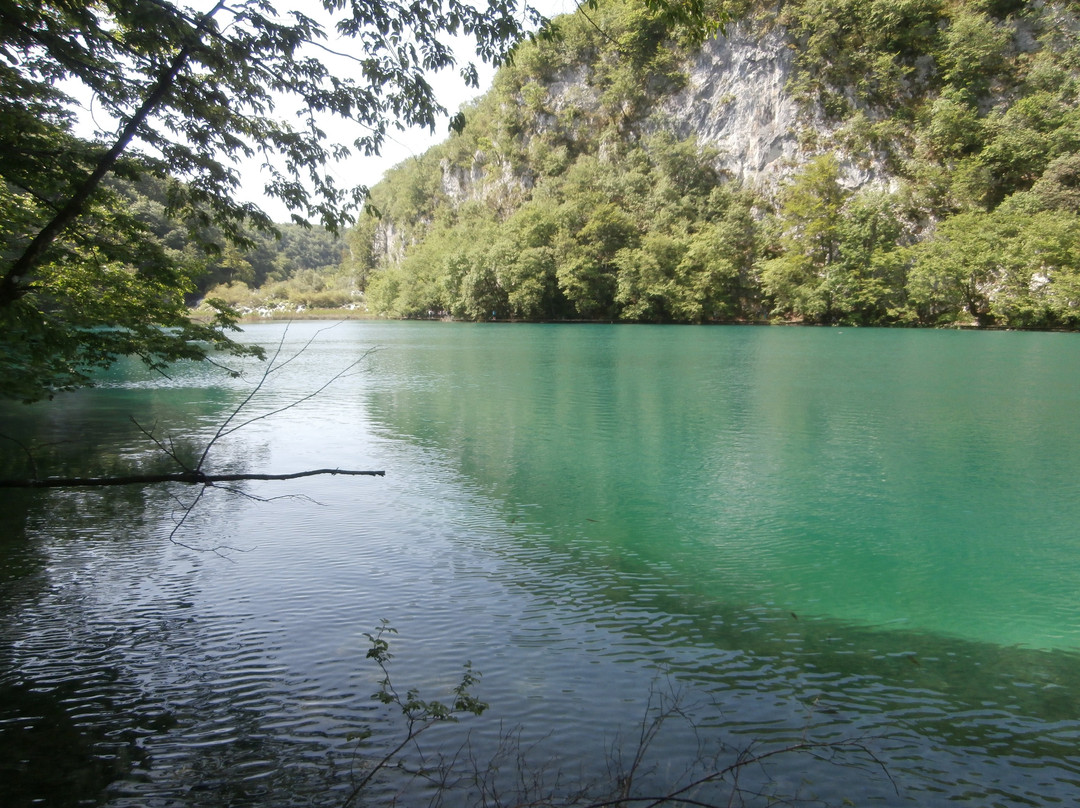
[[219, 313, 1076, 332], [191, 305, 1080, 333]]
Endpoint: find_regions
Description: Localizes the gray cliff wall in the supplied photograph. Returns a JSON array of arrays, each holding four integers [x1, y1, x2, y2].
[[434, 22, 890, 210], [658, 25, 810, 187]]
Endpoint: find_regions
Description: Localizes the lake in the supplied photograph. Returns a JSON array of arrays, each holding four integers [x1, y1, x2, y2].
[[2, 322, 1080, 807]]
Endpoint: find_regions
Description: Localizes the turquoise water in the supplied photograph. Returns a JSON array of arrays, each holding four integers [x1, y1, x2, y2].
[[364, 323, 1080, 650], [2, 322, 1080, 806]]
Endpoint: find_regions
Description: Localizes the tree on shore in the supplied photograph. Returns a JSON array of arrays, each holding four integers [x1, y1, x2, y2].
[[0, 0, 721, 403], [0, 0, 549, 402]]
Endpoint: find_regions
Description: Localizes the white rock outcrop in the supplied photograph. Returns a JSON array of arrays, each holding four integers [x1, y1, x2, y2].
[[658, 25, 816, 188], [435, 22, 895, 209]]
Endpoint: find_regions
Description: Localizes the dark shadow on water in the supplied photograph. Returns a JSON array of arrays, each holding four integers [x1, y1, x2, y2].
[[0, 682, 148, 808]]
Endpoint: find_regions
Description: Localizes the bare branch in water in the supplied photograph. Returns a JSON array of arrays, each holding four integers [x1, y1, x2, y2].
[[0, 468, 384, 488], [0, 323, 383, 555]]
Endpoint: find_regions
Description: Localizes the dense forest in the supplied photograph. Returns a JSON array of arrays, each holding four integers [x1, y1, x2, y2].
[[332, 0, 1080, 328], [107, 176, 354, 313]]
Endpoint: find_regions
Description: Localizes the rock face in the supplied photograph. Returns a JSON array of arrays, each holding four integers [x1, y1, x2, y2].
[[441, 152, 534, 207], [372, 218, 406, 265], [436, 22, 867, 208], [658, 25, 812, 188], [440, 153, 488, 202], [423, 15, 920, 221], [658, 25, 893, 193]]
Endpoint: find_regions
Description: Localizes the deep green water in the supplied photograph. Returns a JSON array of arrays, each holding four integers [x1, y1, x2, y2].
[[2, 322, 1080, 806]]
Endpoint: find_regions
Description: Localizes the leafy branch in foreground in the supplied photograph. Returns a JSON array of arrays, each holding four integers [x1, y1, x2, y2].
[[347, 627, 897, 808], [0, 0, 546, 402], [342, 621, 488, 808]]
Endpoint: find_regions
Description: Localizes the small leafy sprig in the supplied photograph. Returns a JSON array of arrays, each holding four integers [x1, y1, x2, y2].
[[342, 622, 487, 807]]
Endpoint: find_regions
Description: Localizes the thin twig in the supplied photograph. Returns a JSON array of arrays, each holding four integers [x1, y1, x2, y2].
[[212, 346, 376, 444], [130, 417, 193, 471], [193, 322, 294, 471], [0, 468, 384, 488], [0, 432, 40, 479]]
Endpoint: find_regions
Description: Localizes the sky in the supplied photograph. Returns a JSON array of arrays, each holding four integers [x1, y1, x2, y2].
[[234, 0, 580, 222], [62, 0, 579, 223]]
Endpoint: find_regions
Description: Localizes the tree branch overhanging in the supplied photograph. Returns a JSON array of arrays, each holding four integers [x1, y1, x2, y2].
[[0, 324, 383, 554], [0, 0, 230, 307], [0, 468, 385, 489]]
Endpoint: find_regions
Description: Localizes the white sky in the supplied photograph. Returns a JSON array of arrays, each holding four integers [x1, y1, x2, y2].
[[237, 0, 580, 222], [64, 0, 579, 223]]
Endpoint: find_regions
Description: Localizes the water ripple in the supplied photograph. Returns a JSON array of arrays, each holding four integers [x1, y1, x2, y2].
[[5, 324, 1080, 807]]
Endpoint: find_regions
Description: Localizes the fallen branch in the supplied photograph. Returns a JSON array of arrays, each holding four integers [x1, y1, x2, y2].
[[2, 323, 381, 552], [0, 468, 385, 489]]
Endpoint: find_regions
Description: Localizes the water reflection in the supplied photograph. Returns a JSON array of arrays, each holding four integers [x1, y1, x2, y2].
[[0, 350, 364, 806], [2, 322, 1080, 807], [359, 322, 1080, 805], [362, 324, 1080, 650]]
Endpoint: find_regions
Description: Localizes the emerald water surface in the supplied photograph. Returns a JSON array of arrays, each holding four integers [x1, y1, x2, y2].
[[2, 322, 1079, 806], [367, 324, 1080, 650]]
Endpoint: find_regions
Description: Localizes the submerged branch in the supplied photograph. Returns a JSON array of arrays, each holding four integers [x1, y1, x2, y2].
[[0, 468, 385, 488]]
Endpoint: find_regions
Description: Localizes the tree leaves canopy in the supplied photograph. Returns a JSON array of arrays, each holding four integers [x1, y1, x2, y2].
[[0, 0, 550, 401]]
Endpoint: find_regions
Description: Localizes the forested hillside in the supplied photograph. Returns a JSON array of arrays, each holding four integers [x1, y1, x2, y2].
[[108, 177, 354, 314], [347, 0, 1080, 327]]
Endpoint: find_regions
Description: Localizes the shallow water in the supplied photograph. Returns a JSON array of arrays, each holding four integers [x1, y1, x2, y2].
[[2, 322, 1079, 806]]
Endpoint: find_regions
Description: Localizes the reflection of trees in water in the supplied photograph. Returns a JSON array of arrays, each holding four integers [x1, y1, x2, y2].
[[0, 487, 364, 807], [0, 382, 269, 547], [477, 513, 1080, 740], [0, 392, 232, 804], [1, 385, 243, 477], [0, 681, 144, 807], [364, 325, 1080, 719], [0, 489, 169, 806], [0, 345, 382, 806], [0, 491, 42, 591]]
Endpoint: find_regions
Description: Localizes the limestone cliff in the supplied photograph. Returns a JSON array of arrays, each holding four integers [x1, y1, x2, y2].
[[426, 16, 886, 213], [358, 0, 1080, 329], [660, 26, 809, 186]]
